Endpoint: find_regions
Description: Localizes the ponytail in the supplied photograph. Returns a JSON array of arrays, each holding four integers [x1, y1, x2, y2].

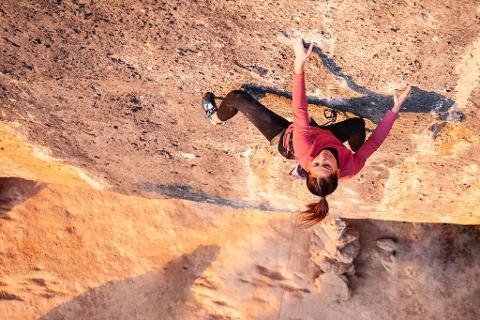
[[300, 197, 329, 228], [300, 172, 338, 228]]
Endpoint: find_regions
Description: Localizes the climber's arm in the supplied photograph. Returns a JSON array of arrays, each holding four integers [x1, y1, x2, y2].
[[351, 86, 412, 175]]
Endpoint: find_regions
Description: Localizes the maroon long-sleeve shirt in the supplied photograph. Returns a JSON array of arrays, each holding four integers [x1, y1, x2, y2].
[[282, 73, 398, 179]]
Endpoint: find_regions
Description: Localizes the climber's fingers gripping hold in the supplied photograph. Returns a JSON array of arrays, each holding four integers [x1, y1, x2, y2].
[[392, 85, 413, 113], [293, 37, 313, 63], [293, 37, 314, 74]]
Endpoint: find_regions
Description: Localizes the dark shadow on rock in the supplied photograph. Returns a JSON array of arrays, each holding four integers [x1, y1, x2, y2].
[[40, 245, 220, 320], [137, 182, 295, 213], [0, 177, 47, 216], [242, 45, 459, 124]]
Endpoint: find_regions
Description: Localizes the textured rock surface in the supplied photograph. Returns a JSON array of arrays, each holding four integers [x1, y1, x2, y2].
[[0, 1, 480, 319], [310, 217, 361, 300], [0, 0, 479, 223], [311, 217, 360, 264], [376, 238, 397, 253], [314, 272, 351, 302], [0, 116, 478, 320]]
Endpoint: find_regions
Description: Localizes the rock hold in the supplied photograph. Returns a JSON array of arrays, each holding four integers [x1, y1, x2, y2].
[[315, 272, 351, 302], [310, 218, 361, 301], [380, 253, 397, 274], [439, 104, 465, 122], [376, 238, 397, 253], [337, 241, 361, 264], [317, 216, 348, 241], [316, 256, 355, 276]]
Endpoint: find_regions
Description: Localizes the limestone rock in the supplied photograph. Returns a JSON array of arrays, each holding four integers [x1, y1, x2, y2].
[[312, 225, 338, 256], [311, 218, 360, 259], [310, 217, 360, 302], [316, 256, 355, 276], [310, 235, 325, 256], [317, 217, 347, 241], [315, 272, 351, 302], [311, 218, 360, 276], [342, 228, 360, 245], [380, 253, 398, 274], [380, 257, 394, 274], [376, 238, 397, 253], [337, 240, 361, 264]]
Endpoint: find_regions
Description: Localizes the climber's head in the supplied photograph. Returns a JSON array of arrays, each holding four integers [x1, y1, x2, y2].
[[300, 169, 338, 228], [308, 149, 339, 180]]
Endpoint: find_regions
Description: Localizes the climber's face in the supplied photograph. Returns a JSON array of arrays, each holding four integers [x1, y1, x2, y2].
[[309, 149, 339, 179]]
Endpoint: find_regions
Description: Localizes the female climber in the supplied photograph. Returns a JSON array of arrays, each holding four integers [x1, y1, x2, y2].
[[201, 37, 412, 227]]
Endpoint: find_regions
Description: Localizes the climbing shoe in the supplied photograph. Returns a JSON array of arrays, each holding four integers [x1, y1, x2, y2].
[[202, 92, 224, 126]]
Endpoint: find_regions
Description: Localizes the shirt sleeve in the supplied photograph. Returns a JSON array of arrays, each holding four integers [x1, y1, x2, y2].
[[351, 110, 398, 175], [291, 73, 316, 160], [292, 73, 310, 130]]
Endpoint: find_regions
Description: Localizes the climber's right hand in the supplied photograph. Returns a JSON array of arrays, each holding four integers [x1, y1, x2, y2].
[[293, 37, 313, 75], [392, 85, 413, 113]]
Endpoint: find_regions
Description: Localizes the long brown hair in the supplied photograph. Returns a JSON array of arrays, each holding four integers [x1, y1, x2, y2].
[[300, 173, 338, 228]]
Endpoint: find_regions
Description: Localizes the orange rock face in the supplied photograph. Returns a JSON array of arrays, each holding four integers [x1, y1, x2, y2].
[[1, 0, 480, 319]]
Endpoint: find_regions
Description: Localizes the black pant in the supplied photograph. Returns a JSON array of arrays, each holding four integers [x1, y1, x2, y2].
[[217, 90, 366, 155], [217, 90, 291, 141]]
